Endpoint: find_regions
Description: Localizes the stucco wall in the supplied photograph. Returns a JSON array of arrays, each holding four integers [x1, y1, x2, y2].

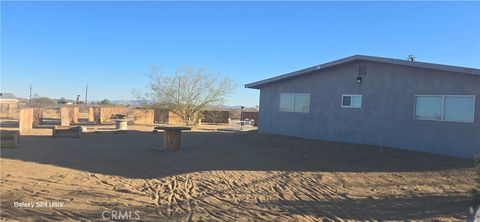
[[60, 106, 71, 127], [257, 61, 480, 159], [200, 110, 230, 123], [133, 108, 155, 125], [99, 107, 128, 124], [154, 109, 184, 124], [32, 107, 43, 126], [19, 108, 33, 134]]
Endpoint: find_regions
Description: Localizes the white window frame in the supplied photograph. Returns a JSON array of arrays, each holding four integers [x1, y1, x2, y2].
[[414, 95, 475, 123], [341, 94, 362, 108], [279, 93, 310, 113]]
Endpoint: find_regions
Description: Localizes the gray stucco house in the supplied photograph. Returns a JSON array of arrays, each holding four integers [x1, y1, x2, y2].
[[246, 55, 480, 159]]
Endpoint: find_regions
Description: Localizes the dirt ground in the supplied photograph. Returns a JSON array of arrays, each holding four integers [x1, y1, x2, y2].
[[0, 119, 476, 221]]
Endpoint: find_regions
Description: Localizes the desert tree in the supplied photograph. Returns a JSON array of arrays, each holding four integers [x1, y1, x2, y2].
[[29, 95, 56, 107], [147, 66, 235, 124], [100, 99, 112, 105]]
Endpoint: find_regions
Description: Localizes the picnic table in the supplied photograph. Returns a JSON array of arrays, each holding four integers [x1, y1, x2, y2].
[[154, 126, 191, 151]]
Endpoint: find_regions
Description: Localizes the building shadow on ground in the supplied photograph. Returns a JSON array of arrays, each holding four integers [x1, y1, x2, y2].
[[0, 130, 474, 179], [0, 120, 19, 127]]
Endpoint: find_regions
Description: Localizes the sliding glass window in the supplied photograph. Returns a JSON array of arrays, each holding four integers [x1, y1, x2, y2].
[[414, 95, 475, 123]]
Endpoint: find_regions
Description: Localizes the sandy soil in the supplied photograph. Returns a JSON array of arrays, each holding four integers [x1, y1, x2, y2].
[[0, 120, 476, 221]]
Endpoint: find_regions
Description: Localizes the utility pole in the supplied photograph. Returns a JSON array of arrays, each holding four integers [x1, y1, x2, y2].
[[29, 85, 32, 103], [85, 84, 88, 107]]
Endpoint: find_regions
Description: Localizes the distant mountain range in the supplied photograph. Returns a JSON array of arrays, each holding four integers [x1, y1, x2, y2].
[[110, 100, 258, 110], [110, 100, 145, 106], [14, 95, 258, 110]]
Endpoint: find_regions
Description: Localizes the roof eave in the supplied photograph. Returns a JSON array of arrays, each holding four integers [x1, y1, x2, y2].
[[244, 55, 480, 89]]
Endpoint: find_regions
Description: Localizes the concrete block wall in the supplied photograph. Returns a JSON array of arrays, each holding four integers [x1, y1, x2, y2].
[[200, 110, 229, 123], [133, 108, 155, 125], [43, 108, 59, 119], [168, 111, 184, 124], [60, 106, 71, 126], [32, 107, 43, 126], [154, 109, 184, 124], [52, 126, 82, 138], [242, 111, 259, 126], [88, 107, 94, 122], [99, 107, 128, 124], [70, 106, 79, 124], [0, 104, 19, 119], [19, 108, 33, 134]]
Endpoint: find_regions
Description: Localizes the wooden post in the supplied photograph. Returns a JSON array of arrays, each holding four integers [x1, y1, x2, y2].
[[163, 129, 182, 150], [19, 108, 33, 134], [60, 107, 70, 127], [88, 107, 94, 123], [155, 126, 191, 151]]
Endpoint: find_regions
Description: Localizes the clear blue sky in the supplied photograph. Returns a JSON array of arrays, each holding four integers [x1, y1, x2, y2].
[[2, 1, 479, 106]]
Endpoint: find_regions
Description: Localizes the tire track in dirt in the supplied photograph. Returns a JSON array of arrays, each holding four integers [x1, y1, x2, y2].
[[130, 170, 375, 221], [140, 175, 200, 220], [295, 173, 373, 220], [215, 171, 240, 204], [189, 171, 286, 221], [270, 183, 317, 222]]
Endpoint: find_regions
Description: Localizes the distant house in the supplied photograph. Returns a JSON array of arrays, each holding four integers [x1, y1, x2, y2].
[[246, 55, 480, 159], [57, 99, 73, 105], [0, 93, 19, 109]]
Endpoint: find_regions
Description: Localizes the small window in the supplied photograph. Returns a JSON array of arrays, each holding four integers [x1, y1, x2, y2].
[[279, 93, 310, 113], [342, 95, 362, 108], [414, 95, 475, 123]]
